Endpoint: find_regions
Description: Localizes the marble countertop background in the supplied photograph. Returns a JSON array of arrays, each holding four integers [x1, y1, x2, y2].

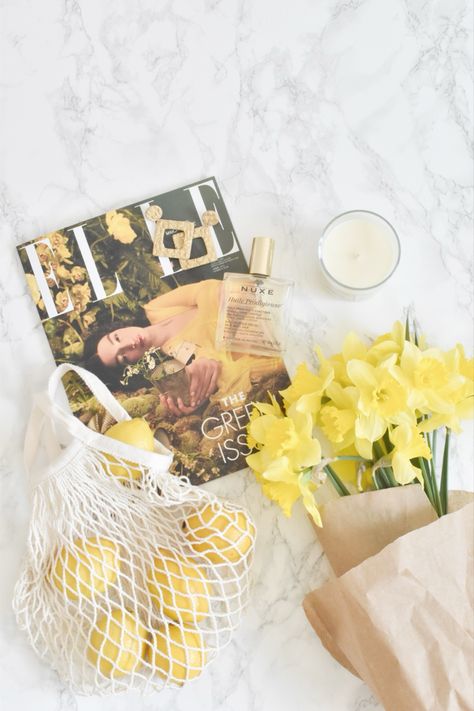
[[1, 1, 472, 710]]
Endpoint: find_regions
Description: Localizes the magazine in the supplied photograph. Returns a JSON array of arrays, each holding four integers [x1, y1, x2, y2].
[[17, 177, 290, 484]]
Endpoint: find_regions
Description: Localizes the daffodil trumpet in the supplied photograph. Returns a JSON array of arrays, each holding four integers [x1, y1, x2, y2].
[[246, 314, 473, 525]]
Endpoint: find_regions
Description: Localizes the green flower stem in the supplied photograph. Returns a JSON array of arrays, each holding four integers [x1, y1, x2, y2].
[[418, 456, 442, 517], [440, 428, 450, 516], [374, 470, 386, 488], [324, 464, 351, 497], [382, 470, 394, 488], [382, 430, 393, 454], [431, 429, 438, 466], [427, 431, 435, 480], [373, 441, 386, 459], [384, 467, 398, 488], [373, 441, 398, 487], [423, 427, 443, 516], [334, 455, 367, 461], [431, 465, 443, 515], [418, 457, 436, 509], [373, 469, 391, 489], [419, 419, 440, 511]]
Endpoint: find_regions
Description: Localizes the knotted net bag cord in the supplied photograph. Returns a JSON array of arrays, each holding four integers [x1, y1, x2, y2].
[[13, 364, 256, 695]]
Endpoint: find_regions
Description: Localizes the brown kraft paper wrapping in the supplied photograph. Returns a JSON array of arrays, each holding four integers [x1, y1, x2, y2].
[[304, 499, 474, 711], [314, 486, 438, 577]]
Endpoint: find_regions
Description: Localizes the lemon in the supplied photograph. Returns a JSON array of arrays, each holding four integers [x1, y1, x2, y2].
[[103, 418, 154, 481], [146, 624, 206, 685], [146, 548, 211, 624], [50, 536, 120, 602], [87, 607, 147, 678], [184, 504, 255, 565]]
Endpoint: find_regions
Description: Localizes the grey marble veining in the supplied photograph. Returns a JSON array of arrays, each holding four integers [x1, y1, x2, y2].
[[0, 1, 472, 710]]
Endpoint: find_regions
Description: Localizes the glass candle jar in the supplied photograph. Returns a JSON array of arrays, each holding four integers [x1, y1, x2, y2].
[[318, 210, 401, 299]]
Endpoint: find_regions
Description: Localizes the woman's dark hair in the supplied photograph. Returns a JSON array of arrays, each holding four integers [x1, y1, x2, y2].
[[82, 318, 147, 391]]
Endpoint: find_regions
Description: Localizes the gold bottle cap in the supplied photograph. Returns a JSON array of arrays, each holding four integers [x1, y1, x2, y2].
[[249, 237, 274, 276]]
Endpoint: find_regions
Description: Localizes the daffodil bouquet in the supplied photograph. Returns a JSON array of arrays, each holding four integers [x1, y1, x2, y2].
[[246, 318, 473, 526]]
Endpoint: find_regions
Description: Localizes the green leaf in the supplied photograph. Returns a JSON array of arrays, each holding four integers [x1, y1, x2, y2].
[[413, 322, 419, 347], [431, 428, 438, 466], [405, 313, 411, 342], [440, 428, 450, 516], [418, 455, 441, 517]]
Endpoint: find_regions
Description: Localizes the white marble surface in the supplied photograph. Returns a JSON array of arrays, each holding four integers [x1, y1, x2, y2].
[[1, 0, 473, 709]]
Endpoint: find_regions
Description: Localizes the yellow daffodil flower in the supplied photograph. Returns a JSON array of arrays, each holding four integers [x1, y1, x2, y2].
[[347, 356, 408, 419], [248, 406, 321, 470], [320, 405, 354, 445], [247, 394, 284, 448], [246, 404, 322, 524], [299, 472, 322, 526], [318, 383, 358, 452], [326, 333, 367, 387], [245, 318, 472, 524], [417, 343, 474, 432], [419, 382, 474, 433], [344, 357, 412, 456], [279, 363, 320, 405], [398, 342, 469, 421], [247, 449, 304, 517], [246, 449, 322, 525], [246, 408, 262, 450], [453, 344, 474, 381], [367, 320, 406, 364], [255, 395, 283, 417], [341, 332, 367, 363], [343, 355, 415, 457], [353, 413, 384, 459], [280, 355, 333, 415], [389, 424, 431, 485]]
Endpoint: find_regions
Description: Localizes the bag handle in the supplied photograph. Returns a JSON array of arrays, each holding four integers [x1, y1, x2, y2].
[[29, 363, 132, 448], [48, 363, 131, 424], [24, 364, 173, 484]]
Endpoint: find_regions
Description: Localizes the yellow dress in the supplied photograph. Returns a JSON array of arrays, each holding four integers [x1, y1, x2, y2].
[[143, 279, 283, 401]]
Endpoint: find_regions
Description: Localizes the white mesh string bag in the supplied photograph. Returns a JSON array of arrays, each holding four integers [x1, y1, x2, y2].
[[13, 364, 256, 695]]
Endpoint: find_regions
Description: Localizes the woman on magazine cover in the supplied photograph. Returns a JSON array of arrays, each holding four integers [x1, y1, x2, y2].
[[84, 279, 281, 415]]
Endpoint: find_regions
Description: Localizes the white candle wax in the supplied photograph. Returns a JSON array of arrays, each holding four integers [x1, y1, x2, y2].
[[319, 211, 400, 296]]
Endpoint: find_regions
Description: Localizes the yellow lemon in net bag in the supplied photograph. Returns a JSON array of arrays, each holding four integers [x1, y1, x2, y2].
[[146, 549, 211, 624], [183, 504, 255, 565], [87, 607, 147, 679], [103, 418, 154, 481], [50, 536, 120, 602], [146, 624, 206, 685]]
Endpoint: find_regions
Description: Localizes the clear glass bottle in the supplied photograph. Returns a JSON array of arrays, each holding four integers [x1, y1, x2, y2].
[[215, 237, 293, 356]]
